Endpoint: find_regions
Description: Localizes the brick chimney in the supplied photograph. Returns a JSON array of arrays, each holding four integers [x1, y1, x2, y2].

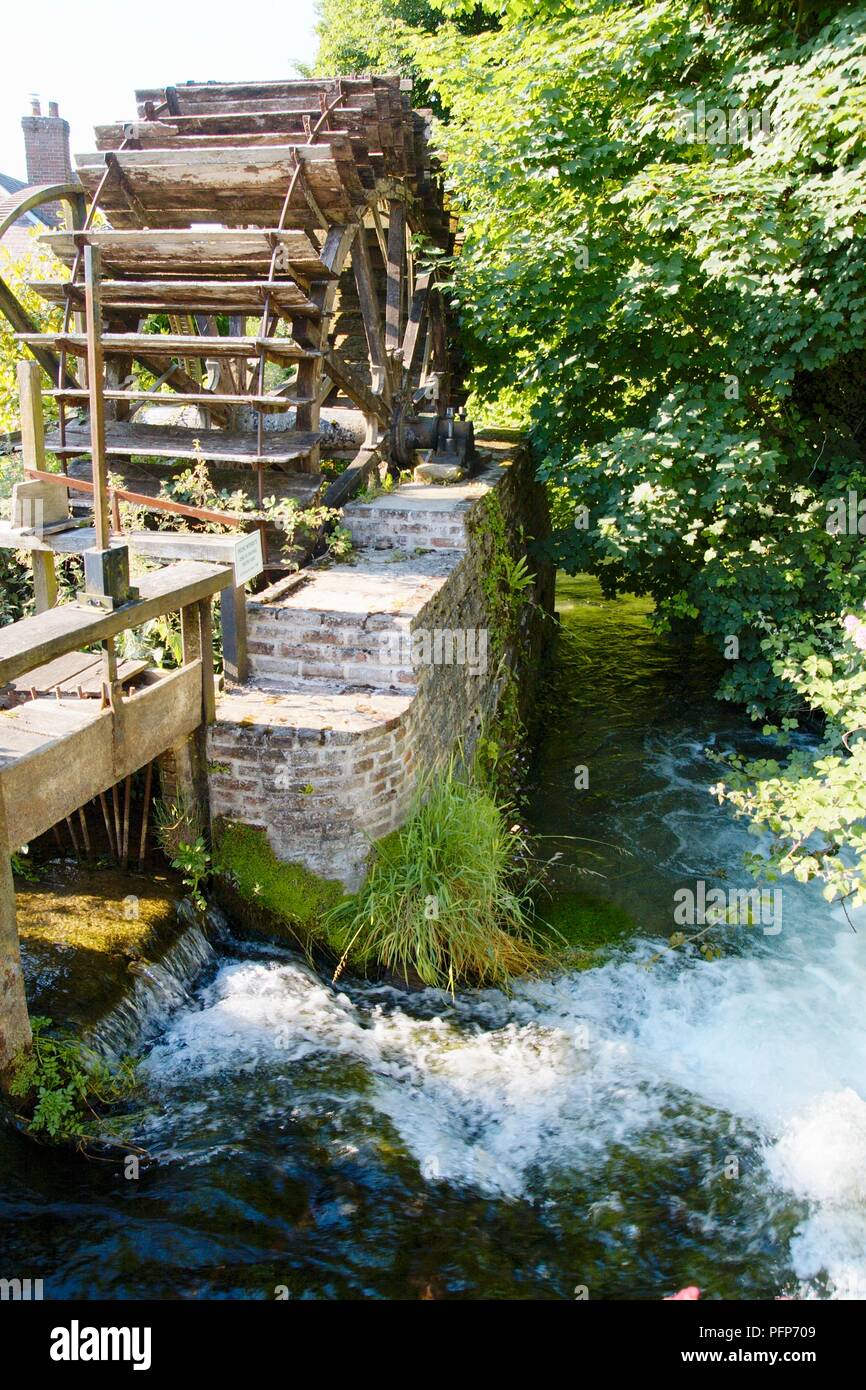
[[21, 97, 72, 188]]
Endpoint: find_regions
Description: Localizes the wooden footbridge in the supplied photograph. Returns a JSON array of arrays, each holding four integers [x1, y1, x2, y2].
[[0, 74, 466, 1074]]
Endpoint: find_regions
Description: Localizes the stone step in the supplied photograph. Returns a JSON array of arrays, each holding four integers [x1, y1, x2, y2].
[[342, 496, 470, 552], [245, 549, 460, 690], [209, 683, 416, 885]]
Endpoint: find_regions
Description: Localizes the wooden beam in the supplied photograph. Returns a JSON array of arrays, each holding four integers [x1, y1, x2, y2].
[[83, 245, 110, 551], [0, 666, 203, 849], [106, 153, 149, 224], [0, 787, 31, 1074], [181, 598, 216, 724], [402, 269, 432, 375], [385, 199, 405, 354], [322, 445, 381, 510], [0, 561, 231, 687], [351, 228, 388, 400], [17, 360, 46, 474], [323, 349, 391, 427], [220, 584, 248, 686], [0, 276, 77, 389], [31, 552, 58, 614]]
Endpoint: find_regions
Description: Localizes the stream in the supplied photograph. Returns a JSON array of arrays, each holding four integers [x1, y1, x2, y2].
[[2, 575, 864, 1300]]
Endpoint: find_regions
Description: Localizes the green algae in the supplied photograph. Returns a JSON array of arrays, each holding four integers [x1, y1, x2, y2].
[[213, 822, 346, 950], [535, 889, 636, 969], [15, 862, 184, 1032]]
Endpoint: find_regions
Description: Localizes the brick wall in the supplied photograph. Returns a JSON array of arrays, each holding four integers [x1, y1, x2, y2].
[[21, 101, 71, 222], [207, 440, 555, 888]]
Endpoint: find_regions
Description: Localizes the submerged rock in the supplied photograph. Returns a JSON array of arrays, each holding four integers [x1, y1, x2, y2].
[[536, 889, 635, 967]]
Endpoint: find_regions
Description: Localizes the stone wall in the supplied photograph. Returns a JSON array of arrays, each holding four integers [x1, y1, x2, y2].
[[206, 435, 554, 888]]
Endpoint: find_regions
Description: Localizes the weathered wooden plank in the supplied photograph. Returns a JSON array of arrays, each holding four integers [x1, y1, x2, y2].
[[0, 275, 78, 390], [83, 245, 111, 551], [40, 230, 331, 278], [49, 388, 315, 412], [0, 788, 31, 1069], [220, 582, 248, 686], [43, 421, 320, 466], [0, 665, 202, 847], [2, 651, 145, 702], [31, 278, 320, 318], [17, 361, 46, 474], [18, 333, 320, 361], [323, 349, 391, 427], [352, 228, 388, 399], [322, 446, 382, 510], [0, 561, 230, 687], [31, 552, 58, 614], [402, 269, 432, 375], [95, 112, 380, 147], [77, 143, 339, 169], [385, 199, 406, 354], [3, 699, 99, 739]]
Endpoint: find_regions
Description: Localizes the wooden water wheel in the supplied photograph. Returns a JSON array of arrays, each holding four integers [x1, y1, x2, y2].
[[9, 76, 471, 557]]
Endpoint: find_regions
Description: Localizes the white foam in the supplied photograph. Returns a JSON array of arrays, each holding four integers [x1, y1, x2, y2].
[[141, 726, 866, 1299]]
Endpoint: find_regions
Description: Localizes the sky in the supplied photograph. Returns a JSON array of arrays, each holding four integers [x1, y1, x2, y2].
[[0, 0, 320, 177]]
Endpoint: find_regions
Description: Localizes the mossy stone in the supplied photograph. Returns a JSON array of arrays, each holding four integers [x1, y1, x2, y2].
[[16, 863, 183, 1031], [536, 890, 635, 967], [213, 822, 347, 950]]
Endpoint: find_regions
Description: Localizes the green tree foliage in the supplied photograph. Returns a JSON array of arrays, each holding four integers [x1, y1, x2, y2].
[[396, 0, 866, 907], [0, 231, 62, 432], [312, 0, 496, 106]]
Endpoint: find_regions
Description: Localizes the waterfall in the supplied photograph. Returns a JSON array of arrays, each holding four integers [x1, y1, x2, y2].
[[89, 917, 215, 1059]]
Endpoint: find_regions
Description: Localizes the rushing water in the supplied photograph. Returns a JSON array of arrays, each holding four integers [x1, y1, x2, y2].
[[2, 575, 864, 1300]]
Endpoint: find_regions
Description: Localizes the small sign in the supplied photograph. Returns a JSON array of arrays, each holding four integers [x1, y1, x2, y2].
[[233, 530, 264, 586]]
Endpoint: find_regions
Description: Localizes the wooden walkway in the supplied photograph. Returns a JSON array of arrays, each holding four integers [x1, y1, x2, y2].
[[0, 559, 230, 1072]]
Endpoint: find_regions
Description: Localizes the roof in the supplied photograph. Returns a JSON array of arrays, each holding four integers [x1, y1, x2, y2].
[[0, 171, 57, 228], [0, 171, 25, 196]]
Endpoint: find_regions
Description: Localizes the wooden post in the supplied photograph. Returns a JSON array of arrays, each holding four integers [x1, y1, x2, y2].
[[83, 245, 110, 551], [0, 790, 31, 1079], [31, 552, 58, 614], [352, 225, 388, 401], [83, 244, 120, 697], [17, 359, 45, 476], [18, 361, 59, 612], [385, 199, 406, 355], [220, 583, 248, 686], [181, 598, 216, 724], [198, 599, 216, 725]]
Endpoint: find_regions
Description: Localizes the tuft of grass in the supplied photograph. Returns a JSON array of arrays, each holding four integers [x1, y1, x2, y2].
[[325, 763, 547, 992]]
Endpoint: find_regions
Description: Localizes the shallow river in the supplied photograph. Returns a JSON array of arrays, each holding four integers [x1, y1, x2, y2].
[[2, 576, 864, 1300]]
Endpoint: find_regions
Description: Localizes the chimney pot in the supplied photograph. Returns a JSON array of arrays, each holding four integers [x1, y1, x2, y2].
[[48, 101, 59, 119], [30, 97, 41, 116]]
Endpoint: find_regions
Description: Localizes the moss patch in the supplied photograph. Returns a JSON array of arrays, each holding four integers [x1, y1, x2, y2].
[[16, 863, 183, 1031], [214, 822, 346, 950], [536, 890, 635, 968]]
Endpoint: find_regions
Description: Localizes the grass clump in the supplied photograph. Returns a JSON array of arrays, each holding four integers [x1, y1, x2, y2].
[[325, 763, 546, 991], [9, 1016, 138, 1147]]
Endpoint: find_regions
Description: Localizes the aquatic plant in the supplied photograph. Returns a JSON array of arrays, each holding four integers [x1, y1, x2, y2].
[[325, 762, 546, 990], [9, 1016, 138, 1147]]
